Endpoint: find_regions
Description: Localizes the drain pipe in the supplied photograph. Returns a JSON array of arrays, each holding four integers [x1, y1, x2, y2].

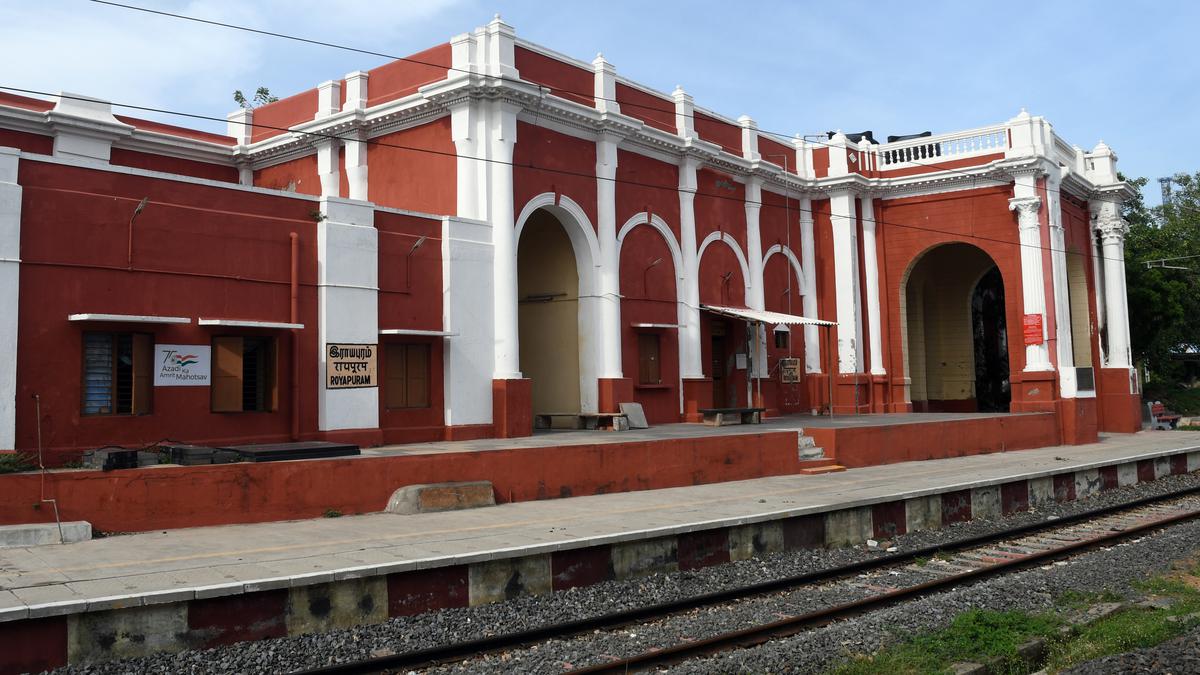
[[32, 394, 65, 544], [290, 233, 301, 442]]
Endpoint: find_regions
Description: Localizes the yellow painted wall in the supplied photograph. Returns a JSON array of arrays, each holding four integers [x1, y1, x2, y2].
[[518, 209, 582, 415], [904, 244, 998, 403], [1066, 251, 1093, 366]]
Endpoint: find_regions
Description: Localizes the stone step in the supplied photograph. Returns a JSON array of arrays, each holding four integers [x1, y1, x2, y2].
[[799, 445, 826, 460], [0, 521, 92, 547]]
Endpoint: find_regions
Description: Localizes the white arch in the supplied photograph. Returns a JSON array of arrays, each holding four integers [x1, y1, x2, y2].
[[616, 213, 685, 286], [697, 230, 753, 301], [514, 192, 602, 413], [762, 243, 807, 296]]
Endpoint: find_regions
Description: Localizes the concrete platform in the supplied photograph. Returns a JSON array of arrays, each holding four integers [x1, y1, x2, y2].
[[1, 430, 1199, 672], [0, 411, 1059, 532]]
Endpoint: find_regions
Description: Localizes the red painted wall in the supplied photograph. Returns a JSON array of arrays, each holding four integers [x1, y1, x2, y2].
[[368, 118, 456, 215], [513, 122, 597, 226], [619, 224, 681, 423], [615, 83, 675, 134], [0, 92, 54, 112], [114, 115, 236, 146], [250, 89, 318, 143], [515, 47, 594, 106], [758, 135, 796, 171], [694, 112, 741, 155], [110, 148, 239, 183], [694, 168, 746, 250], [14, 160, 321, 461], [367, 44, 451, 107], [0, 128, 52, 154], [615, 150, 680, 238], [254, 155, 320, 196]]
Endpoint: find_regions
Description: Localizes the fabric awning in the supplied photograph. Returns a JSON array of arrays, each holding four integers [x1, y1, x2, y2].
[[700, 304, 836, 327]]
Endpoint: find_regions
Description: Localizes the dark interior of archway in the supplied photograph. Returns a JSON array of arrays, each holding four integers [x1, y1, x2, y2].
[[971, 266, 1010, 413]]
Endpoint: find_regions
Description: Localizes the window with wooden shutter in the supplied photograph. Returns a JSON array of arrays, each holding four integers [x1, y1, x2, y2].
[[81, 331, 152, 416], [638, 333, 661, 385], [385, 342, 430, 409], [212, 336, 277, 413]]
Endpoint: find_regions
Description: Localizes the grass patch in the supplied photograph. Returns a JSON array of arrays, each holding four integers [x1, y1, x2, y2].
[[0, 452, 35, 474], [830, 561, 1200, 675], [830, 609, 1061, 675]]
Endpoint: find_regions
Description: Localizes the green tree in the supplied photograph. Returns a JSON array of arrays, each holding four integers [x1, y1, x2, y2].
[[233, 86, 279, 109], [1125, 172, 1200, 381]]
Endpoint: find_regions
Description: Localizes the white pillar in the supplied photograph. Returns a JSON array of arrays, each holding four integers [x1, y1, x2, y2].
[[488, 100, 521, 379], [798, 195, 820, 374], [596, 133, 623, 379], [1009, 176, 1052, 371], [342, 71, 369, 201], [317, 197, 378, 431], [829, 189, 862, 373], [678, 156, 703, 378], [315, 81, 342, 198], [744, 177, 767, 378], [0, 147, 20, 451], [1046, 172, 1076, 396], [442, 216, 495, 426], [860, 195, 885, 375], [1093, 205, 1132, 369], [593, 53, 619, 114]]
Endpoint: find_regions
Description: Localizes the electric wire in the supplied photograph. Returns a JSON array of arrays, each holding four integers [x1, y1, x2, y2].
[[87, 0, 1128, 208], [0, 85, 1133, 267]]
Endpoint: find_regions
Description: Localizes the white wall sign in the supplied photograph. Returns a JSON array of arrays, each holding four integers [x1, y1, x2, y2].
[[154, 344, 211, 386]]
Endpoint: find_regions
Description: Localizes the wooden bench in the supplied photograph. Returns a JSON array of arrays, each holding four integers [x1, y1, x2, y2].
[[534, 412, 629, 431], [1147, 401, 1182, 430], [698, 407, 765, 426]]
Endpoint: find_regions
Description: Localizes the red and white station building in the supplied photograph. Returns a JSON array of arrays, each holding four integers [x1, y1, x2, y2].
[[0, 17, 1140, 461]]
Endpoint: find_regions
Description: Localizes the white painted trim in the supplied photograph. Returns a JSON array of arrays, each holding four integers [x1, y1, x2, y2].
[[0, 147, 19, 451], [514, 192, 602, 413], [68, 313, 190, 324], [198, 319, 304, 330], [762, 243, 807, 296], [697, 231, 752, 300], [380, 328, 457, 337], [631, 323, 680, 329]]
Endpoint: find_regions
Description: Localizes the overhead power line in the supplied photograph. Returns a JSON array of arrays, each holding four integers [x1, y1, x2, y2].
[[0, 85, 1129, 266]]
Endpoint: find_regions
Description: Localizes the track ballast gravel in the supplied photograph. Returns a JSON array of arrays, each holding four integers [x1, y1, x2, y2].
[[48, 470, 1200, 675]]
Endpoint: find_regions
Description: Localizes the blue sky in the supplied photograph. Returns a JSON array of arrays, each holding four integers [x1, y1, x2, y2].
[[2, 1, 1194, 204]]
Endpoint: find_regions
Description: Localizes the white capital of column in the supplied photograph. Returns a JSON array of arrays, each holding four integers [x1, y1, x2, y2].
[[860, 195, 885, 376]]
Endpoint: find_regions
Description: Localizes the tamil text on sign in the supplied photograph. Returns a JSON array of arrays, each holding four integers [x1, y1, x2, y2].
[[326, 343, 378, 389]]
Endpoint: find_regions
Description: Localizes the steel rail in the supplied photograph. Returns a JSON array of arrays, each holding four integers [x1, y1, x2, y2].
[[294, 481, 1200, 675]]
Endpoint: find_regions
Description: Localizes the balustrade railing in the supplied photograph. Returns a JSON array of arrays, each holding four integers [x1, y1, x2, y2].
[[875, 126, 1009, 169]]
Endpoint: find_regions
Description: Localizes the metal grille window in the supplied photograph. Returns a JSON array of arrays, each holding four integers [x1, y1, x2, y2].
[[212, 336, 277, 412], [81, 332, 152, 416]]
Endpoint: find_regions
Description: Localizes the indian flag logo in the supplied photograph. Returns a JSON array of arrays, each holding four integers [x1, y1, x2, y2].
[[172, 354, 199, 367]]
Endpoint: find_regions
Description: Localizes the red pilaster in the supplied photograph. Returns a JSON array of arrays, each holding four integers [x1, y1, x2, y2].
[[1097, 367, 1142, 433], [597, 377, 633, 413], [681, 377, 712, 423], [492, 378, 532, 438]]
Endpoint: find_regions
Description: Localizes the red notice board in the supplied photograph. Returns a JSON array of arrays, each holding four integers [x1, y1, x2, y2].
[[1022, 313, 1044, 346]]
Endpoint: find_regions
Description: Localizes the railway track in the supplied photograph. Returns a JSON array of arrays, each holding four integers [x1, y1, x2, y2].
[[295, 484, 1200, 675]]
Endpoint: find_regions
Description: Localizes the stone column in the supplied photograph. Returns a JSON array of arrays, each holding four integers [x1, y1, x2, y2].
[[315, 80, 341, 198], [0, 147, 20, 451], [743, 177, 767, 380], [342, 71, 369, 201], [798, 196, 820, 374], [596, 133, 623, 380], [828, 189, 862, 374], [1094, 209, 1131, 369], [488, 100, 521, 380], [860, 195, 885, 376], [1009, 189, 1053, 372], [1045, 172, 1076, 396], [678, 156, 702, 379]]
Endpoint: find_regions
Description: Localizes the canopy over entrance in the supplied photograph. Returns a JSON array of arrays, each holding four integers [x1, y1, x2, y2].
[[700, 304, 835, 327]]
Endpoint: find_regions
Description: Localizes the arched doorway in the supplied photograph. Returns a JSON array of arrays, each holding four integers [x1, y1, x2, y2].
[[515, 197, 604, 421], [902, 243, 1010, 413]]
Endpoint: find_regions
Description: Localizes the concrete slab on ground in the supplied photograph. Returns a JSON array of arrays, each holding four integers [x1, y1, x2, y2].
[[1, 431, 1198, 622]]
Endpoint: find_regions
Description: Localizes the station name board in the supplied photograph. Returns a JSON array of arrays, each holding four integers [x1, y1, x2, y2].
[[326, 343, 378, 389]]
